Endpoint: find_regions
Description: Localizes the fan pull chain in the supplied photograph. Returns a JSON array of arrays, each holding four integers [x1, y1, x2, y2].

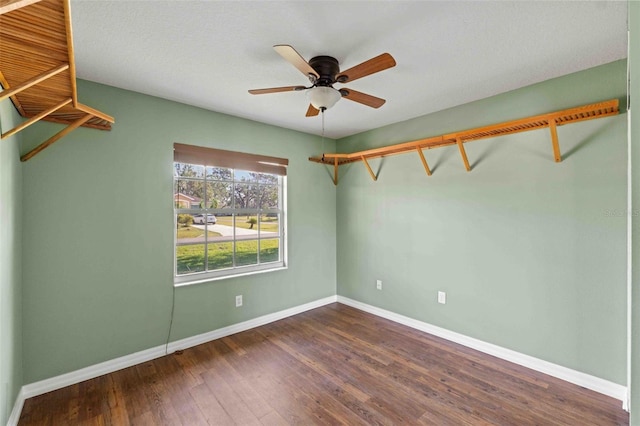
[[321, 108, 326, 162]]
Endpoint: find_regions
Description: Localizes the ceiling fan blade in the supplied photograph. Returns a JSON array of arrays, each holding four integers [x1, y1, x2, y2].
[[273, 45, 319, 79], [341, 88, 386, 108], [305, 104, 320, 117], [248, 86, 306, 95], [336, 53, 396, 83]]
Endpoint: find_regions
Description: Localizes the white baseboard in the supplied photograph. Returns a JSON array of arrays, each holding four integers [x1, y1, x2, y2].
[[6, 387, 25, 426], [167, 295, 337, 353], [337, 295, 628, 409], [14, 295, 337, 420], [21, 344, 167, 400]]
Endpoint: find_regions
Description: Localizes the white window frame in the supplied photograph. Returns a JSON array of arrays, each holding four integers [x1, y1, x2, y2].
[[173, 144, 287, 286]]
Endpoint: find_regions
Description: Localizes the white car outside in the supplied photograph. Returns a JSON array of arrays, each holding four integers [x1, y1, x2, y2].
[[193, 214, 217, 224]]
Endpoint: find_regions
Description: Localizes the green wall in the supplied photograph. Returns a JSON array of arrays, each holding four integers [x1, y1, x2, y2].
[[0, 97, 23, 424], [20, 81, 337, 383], [336, 60, 628, 384], [630, 1, 640, 423]]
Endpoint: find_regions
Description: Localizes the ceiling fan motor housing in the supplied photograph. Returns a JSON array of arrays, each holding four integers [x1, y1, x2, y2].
[[309, 56, 340, 86], [248, 45, 395, 115]]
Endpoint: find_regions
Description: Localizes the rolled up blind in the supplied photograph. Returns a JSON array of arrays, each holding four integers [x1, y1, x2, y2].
[[174, 143, 288, 176]]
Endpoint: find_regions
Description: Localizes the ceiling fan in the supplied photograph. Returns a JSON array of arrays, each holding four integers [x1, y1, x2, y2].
[[248, 45, 396, 117]]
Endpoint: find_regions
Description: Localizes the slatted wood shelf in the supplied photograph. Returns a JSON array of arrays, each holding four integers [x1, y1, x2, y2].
[[309, 99, 619, 184], [0, 0, 114, 161]]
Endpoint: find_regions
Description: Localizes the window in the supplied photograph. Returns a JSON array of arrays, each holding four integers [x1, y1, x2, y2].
[[173, 143, 287, 284]]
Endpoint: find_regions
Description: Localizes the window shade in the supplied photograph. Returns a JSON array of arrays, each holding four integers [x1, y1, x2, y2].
[[174, 143, 288, 176]]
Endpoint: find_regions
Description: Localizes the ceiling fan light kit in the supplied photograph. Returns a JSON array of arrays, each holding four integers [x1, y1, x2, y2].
[[249, 45, 396, 116], [307, 86, 341, 111]]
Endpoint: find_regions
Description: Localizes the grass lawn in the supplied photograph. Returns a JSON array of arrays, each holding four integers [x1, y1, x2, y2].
[[176, 225, 222, 239], [176, 239, 279, 274], [215, 215, 279, 232]]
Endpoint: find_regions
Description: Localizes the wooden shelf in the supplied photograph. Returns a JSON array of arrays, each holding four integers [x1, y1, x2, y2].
[[309, 100, 619, 184], [0, 0, 114, 161]]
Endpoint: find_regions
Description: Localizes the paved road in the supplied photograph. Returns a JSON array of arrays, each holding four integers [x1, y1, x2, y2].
[[179, 224, 277, 244]]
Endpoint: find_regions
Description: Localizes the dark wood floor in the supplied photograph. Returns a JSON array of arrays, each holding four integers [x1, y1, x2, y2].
[[19, 303, 628, 425]]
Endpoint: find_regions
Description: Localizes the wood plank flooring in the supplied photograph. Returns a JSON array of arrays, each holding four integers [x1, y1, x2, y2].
[[19, 303, 629, 425]]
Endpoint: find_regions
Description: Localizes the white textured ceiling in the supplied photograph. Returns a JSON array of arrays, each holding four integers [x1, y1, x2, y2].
[[71, 1, 627, 139]]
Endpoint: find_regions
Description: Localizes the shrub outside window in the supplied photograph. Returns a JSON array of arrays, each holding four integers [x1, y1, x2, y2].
[[173, 143, 287, 284]]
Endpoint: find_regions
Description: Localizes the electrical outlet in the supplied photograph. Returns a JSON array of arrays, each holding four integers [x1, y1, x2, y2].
[[376, 280, 382, 290], [438, 291, 446, 304], [235, 295, 243, 307]]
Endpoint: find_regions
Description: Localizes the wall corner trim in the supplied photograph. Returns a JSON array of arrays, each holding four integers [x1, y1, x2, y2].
[[12, 295, 337, 423], [7, 387, 26, 426], [336, 295, 628, 409]]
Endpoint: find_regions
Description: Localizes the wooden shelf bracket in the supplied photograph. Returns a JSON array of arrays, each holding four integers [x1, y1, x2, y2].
[[549, 118, 562, 162], [0, 64, 69, 102], [456, 137, 471, 172], [20, 113, 92, 162], [1, 98, 71, 139], [362, 156, 378, 181], [309, 99, 619, 184], [416, 147, 432, 176]]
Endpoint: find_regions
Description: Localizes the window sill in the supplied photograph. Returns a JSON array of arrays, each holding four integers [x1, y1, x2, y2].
[[174, 265, 288, 287]]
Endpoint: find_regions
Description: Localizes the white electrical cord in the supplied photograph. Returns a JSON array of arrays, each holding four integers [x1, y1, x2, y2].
[[165, 284, 176, 355]]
